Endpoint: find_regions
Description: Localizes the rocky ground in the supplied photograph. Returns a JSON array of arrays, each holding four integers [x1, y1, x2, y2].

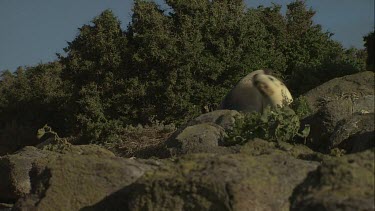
[[0, 71, 374, 211]]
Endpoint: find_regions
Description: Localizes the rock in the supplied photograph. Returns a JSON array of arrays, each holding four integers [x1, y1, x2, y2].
[[187, 109, 241, 130], [83, 153, 318, 211], [353, 95, 374, 114], [0, 147, 51, 202], [0, 142, 123, 204], [329, 113, 374, 153], [304, 71, 374, 113], [304, 98, 354, 151], [240, 138, 324, 161], [12, 153, 160, 211], [165, 110, 243, 156], [166, 123, 233, 156], [302, 71, 374, 152], [290, 150, 375, 211]]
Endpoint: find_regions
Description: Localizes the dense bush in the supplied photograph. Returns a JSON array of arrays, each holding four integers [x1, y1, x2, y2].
[[0, 0, 369, 149], [364, 31, 374, 71], [0, 63, 68, 151], [225, 103, 310, 146]]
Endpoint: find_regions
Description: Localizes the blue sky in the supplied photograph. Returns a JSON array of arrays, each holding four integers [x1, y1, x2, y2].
[[0, 0, 374, 72]]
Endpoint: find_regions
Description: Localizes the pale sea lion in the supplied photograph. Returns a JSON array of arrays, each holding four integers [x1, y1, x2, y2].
[[220, 69, 292, 112]]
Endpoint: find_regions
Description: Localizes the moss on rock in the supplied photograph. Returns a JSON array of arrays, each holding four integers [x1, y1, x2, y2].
[[86, 153, 318, 210], [290, 149, 375, 210]]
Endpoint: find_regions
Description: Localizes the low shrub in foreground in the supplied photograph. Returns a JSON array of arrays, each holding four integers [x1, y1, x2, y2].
[[225, 100, 310, 146]]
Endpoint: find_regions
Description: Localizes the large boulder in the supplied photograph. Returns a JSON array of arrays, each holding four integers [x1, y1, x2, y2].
[[1, 139, 158, 210], [0, 142, 114, 202], [302, 71, 374, 152], [290, 150, 375, 211], [0, 147, 50, 202], [304, 71, 374, 113], [329, 113, 374, 153], [0, 139, 117, 203], [166, 110, 242, 156], [83, 153, 319, 210], [12, 153, 159, 211], [303, 98, 355, 152], [166, 123, 232, 156]]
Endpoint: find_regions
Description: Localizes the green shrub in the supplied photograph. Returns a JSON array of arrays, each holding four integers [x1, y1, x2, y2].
[[225, 106, 310, 146], [0, 63, 68, 152], [290, 96, 312, 119]]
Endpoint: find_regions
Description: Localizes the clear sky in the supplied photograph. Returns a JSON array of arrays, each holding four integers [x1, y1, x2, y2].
[[0, 0, 374, 72]]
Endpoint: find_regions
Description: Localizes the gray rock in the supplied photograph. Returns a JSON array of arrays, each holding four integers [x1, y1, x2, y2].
[[302, 71, 375, 152], [12, 153, 159, 211], [166, 123, 233, 156], [290, 150, 375, 211], [83, 153, 319, 211], [304, 71, 374, 113], [0, 147, 50, 202], [240, 138, 324, 161], [304, 98, 354, 151], [0, 141, 126, 204], [187, 109, 241, 130], [353, 95, 374, 114], [165, 110, 243, 156], [329, 113, 374, 153]]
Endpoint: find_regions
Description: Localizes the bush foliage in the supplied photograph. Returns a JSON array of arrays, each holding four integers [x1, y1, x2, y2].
[[225, 105, 310, 146], [364, 31, 374, 71], [0, 0, 370, 148]]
